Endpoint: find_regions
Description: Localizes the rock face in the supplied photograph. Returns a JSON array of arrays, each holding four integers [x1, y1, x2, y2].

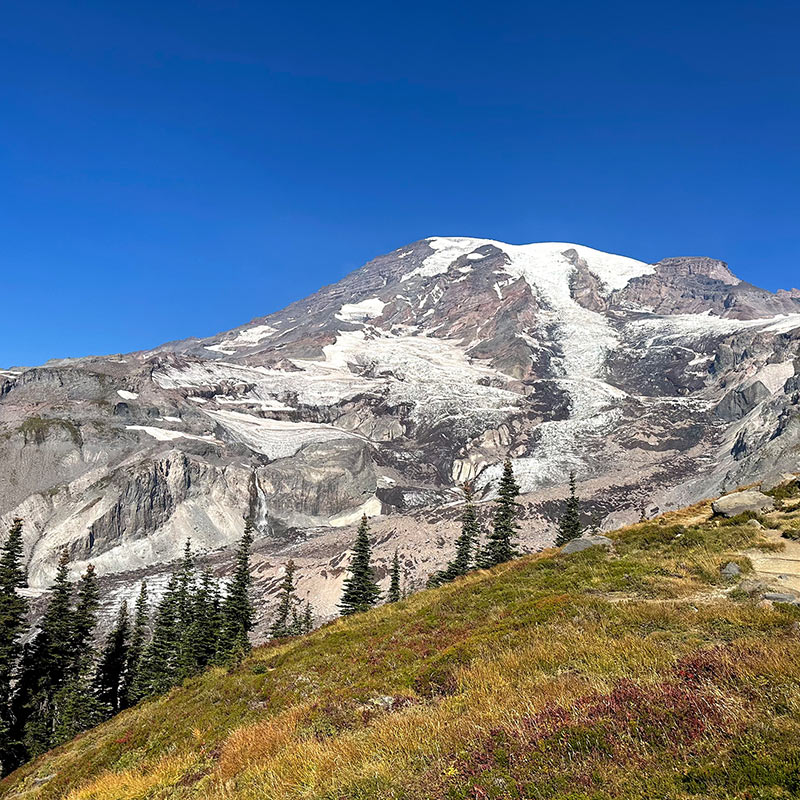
[[711, 491, 776, 518], [1, 237, 799, 622]]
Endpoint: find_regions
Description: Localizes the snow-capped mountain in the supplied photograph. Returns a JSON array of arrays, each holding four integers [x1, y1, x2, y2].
[[2, 238, 799, 620]]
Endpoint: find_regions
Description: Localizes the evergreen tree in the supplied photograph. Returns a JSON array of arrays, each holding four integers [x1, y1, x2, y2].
[[132, 574, 179, 698], [387, 549, 402, 602], [338, 515, 381, 616], [94, 602, 130, 714], [71, 564, 100, 669], [0, 518, 28, 775], [52, 564, 102, 743], [481, 460, 521, 567], [185, 569, 221, 670], [174, 541, 198, 681], [301, 600, 313, 634], [429, 483, 482, 585], [219, 520, 254, 660], [555, 472, 582, 546], [122, 582, 148, 707], [269, 560, 298, 639], [11, 550, 75, 760]]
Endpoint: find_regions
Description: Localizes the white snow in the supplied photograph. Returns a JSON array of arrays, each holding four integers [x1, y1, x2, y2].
[[335, 298, 387, 323], [402, 237, 654, 291], [205, 324, 278, 354], [117, 390, 139, 400], [761, 314, 800, 334], [126, 426, 217, 444], [202, 408, 364, 460]]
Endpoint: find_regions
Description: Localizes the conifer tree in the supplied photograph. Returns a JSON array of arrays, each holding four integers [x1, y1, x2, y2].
[[174, 541, 198, 681], [481, 460, 521, 567], [387, 549, 402, 602], [185, 569, 221, 670], [53, 563, 103, 743], [555, 472, 582, 546], [430, 483, 482, 586], [71, 564, 100, 669], [0, 518, 28, 775], [12, 550, 75, 760], [301, 600, 313, 634], [94, 602, 130, 714], [269, 560, 298, 639], [219, 519, 254, 659], [132, 574, 179, 698], [123, 582, 148, 707], [339, 515, 381, 616]]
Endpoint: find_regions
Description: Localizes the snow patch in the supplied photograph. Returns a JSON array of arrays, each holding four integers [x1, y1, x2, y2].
[[335, 298, 387, 322], [127, 426, 217, 444], [203, 408, 364, 460]]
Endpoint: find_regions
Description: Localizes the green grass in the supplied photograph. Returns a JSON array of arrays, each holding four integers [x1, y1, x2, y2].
[[3, 499, 800, 799]]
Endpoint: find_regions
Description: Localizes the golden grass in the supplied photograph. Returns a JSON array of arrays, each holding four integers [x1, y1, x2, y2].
[[6, 498, 800, 800]]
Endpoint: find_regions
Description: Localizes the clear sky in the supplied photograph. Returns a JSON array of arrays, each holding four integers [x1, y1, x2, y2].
[[2, 0, 799, 367]]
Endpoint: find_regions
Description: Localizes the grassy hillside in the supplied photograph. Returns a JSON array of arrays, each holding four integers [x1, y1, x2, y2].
[[3, 490, 800, 799]]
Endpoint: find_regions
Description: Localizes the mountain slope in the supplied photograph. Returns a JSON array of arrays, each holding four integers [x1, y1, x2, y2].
[[3, 484, 800, 799], [1, 238, 799, 622]]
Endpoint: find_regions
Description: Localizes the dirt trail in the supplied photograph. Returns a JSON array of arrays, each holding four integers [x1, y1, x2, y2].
[[747, 528, 800, 595]]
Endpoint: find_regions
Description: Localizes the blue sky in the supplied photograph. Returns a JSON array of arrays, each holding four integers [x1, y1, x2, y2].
[[2, 0, 799, 366]]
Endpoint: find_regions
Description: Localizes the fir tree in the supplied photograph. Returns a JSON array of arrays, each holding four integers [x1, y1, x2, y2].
[[430, 483, 482, 586], [185, 569, 221, 670], [122, 582, 148, 707], [11, 550, 75, 760], [53, 564, 102, 743], [338, 515, 381, 616], [0, 519, 28, 775], [174, 541, 198, 681], [94, 602, 130, 714], [269, 560, 298, 639], [219, 519, 254, 660], [481, 460, 521, 567], [133, 574, 179, 698], [71, 564, 100, 669], [387, 549, 402, 602], [301, 600, 313, 634], [555, 472, 582, 546]]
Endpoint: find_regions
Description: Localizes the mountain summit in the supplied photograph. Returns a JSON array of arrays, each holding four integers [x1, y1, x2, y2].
[[1, 238, 799, 618]]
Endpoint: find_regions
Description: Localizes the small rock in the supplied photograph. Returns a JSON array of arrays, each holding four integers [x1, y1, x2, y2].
[[720, 562, 741, 577], [562, 534, 613, 555], [763, 592, 799, 604], [711, 490, 775, 518], [746, 519, 764, 529]]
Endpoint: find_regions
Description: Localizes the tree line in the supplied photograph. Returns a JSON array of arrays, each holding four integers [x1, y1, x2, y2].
[[0, 460, 584, 776], [0, 521, 257, 776]]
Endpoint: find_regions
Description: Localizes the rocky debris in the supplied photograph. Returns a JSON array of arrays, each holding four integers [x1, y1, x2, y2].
[[561, 534, 613, 554], [720, 561, 741, 577], [711, 491, 775, 518]]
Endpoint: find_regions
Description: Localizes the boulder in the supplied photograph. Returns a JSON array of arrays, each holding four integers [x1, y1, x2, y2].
[[562, 534, 613, 555], [746, 518, 764, 529], [720, 561, 741, 577], [711, 490, 775, 518]]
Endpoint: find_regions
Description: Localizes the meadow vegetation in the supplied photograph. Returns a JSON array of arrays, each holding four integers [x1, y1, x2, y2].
[[3, 495, 800, 799]]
